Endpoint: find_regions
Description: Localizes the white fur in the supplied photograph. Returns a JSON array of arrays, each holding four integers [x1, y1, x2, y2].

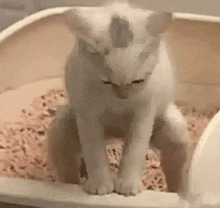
[[48, 1, 189, 197]]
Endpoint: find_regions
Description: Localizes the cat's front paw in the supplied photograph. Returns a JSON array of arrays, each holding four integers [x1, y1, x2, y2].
[[115, 177, 144, 196], [82, 177, 114, 195]]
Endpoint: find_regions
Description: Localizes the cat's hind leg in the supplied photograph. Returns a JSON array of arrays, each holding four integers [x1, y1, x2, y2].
[[47, 105, 85, 184], [150, 103, 193, 198]]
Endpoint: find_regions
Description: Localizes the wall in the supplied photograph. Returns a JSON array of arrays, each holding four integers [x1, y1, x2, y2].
[[1, 0, 220, 31], [0, 0, 36, 30]]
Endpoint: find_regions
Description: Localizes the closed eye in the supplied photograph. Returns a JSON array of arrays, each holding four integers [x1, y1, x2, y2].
[[101, 80, 112, 84], [103, 81, 112, 84], [132, 79, 145, 84]]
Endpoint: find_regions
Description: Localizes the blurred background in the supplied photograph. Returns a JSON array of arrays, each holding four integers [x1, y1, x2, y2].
[[1, 0, 220, 31]]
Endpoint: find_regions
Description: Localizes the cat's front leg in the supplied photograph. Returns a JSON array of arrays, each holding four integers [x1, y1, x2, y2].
[[115, 109, 155, 196], [76, 111, 114, 195]]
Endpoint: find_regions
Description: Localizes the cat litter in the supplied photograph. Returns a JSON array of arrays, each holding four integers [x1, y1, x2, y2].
[[0, 89, 217, 192]]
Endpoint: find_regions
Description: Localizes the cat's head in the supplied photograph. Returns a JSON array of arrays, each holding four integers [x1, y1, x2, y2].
[[64, 1, 172, 99]]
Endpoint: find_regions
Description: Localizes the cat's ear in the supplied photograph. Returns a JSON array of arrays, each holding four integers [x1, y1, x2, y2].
[[63, 8, 93, 40], [146, 11, 173, 36]]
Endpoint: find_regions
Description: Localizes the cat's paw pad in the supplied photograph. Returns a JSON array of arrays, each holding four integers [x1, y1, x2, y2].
[[82, 178, 114, 195], [115, 178, 144, 196]]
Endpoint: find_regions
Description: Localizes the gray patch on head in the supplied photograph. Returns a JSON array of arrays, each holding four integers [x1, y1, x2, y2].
[[109, 15, 133, 48]]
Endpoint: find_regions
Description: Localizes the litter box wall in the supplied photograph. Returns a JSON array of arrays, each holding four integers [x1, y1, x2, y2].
[[0, 7, 74, 94], [1, 7, 220, 208], [164, 18, 220, 109]]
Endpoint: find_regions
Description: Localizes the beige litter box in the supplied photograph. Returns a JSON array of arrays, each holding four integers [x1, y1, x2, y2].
[[1, 6, 220, 208]]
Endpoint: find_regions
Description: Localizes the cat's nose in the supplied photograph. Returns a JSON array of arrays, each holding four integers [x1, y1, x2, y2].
[[112, 84, 131, 99]]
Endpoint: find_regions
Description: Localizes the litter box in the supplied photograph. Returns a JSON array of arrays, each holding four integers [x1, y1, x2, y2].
[[1, 6, 220, 208]]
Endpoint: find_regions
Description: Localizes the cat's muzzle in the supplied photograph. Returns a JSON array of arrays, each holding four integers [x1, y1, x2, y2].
[[112, 84, 132, 99]]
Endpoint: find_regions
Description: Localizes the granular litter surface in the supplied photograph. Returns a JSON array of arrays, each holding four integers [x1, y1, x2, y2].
[[0, 90, 218, 192]]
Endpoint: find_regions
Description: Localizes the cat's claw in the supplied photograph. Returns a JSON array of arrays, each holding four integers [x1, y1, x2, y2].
[[115, 177, 144, 196], [82, 178, 114, 195]]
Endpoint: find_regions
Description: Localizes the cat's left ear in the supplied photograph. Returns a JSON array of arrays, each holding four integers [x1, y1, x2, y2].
[[63, 8, 92, 39], [63, 7, 105, 43], [146, 11, 173, 36]]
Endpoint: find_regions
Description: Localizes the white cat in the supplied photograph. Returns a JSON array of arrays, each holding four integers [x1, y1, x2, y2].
[[47, 1, 189, 197]]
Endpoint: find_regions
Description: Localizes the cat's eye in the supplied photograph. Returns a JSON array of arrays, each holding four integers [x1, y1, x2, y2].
[[132, 79, 145, 84], [102, 81, 112, 84]]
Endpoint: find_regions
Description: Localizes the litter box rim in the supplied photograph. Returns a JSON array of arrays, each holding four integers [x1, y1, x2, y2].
[[0, 177, 183, 208], [1, 5, 220, 46]]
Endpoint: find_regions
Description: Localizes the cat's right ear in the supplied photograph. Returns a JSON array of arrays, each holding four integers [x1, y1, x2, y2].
[[63, 8, 92, 40], [146, 11, 173, 36]]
